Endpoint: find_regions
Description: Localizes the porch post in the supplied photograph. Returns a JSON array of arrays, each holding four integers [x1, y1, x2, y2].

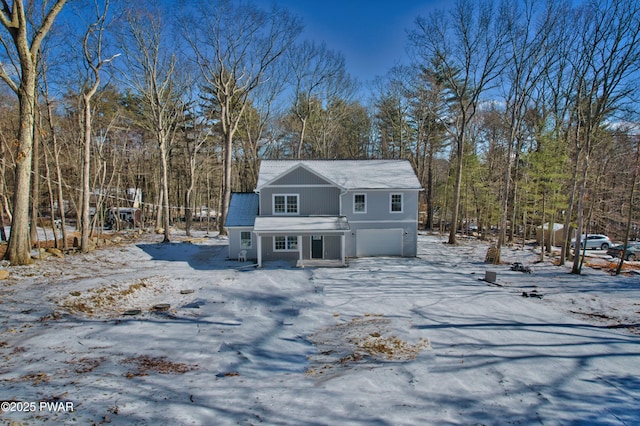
[[341, 233, 346, 266], [298, 235, 302, 263], [257, 234, 262, 267]]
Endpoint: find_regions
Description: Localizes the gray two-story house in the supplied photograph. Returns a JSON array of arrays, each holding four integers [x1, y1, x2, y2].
[[225, 160, 422, 267]]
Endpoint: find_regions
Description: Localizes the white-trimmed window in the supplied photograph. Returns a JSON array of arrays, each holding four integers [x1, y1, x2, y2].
[[240, 231, 252, 249], [273, 194, 299, 215], [274, 236, 299, 251], [390, 193, 403, 213], [353, 193, 366, 213]]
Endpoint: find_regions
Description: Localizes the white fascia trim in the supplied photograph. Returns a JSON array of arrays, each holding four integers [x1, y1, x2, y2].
[[343, 188, 422, 192], [258, 163, 345, 191], [264, 184, 337, 188], [348, 219, 418, 224]]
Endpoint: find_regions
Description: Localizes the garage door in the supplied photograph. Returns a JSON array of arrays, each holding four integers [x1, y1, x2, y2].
[[356, 229, 403, 257]]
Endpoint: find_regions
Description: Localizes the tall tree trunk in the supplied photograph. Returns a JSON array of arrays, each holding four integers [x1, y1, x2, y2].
[[30, 110, 40, 246], [185, 189, 192, 237], [6, 72, 37, 265], [425, 150, 434, 230], [0, 0, 67, 265], [571, 149, 590, 274], [218, 132, 233, 235], [185, 158, 196, 237], [540, 192, 546, 262], [43, 141, 59, 249], [80, 94, 93, 252], [44, 94, 68, 249], [297, 117, 307, 159], [0, 156, 6, 241], [155, 186, 163, 231], [159, 139, 170, 243], [448, 131, 465, 245], [616, 141, 639, 275], [560, 135, 580, 266]]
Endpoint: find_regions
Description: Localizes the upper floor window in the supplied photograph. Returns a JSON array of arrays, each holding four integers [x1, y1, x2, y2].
[[390, 193, 403, 213], [273, 194, 299, 215], [240, 231, 252, 249], [353, 193, 366, 213]]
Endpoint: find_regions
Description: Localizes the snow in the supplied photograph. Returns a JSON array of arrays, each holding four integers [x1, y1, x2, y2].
[[1, 231, 639, 425], [256, 160, 422, 190], [254, 216, 350, 231]]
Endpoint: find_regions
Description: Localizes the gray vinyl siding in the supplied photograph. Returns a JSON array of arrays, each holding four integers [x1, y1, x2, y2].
[[259, 235, 342, 261], [302, 236, 310, 260], [227, 227, 257, 260], [261, 236, 299, 262], [324, 235, 341, 259], [260, 186, 341, 216], [269, 166, 334, 186], [341, 190, 420, 222], [299, 235, 340, 259], [342, 190, 419, 258]]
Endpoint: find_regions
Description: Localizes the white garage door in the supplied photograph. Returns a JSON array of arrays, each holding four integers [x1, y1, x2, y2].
[[356, 229, 403, 257]]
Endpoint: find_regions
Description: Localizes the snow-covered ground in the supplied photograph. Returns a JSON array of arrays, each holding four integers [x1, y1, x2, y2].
[[0, 231, 639, 425]]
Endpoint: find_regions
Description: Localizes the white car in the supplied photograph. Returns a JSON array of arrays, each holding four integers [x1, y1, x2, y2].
[[571, 234, 612, 250]]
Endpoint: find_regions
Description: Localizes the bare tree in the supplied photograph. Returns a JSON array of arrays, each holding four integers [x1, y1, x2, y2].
[[371, 67, 412, 160], [119, 4, 185, 243], [0, 0, 67, 264], [616, 134, 640, 275], [494, 0, 559, 261], [235, 62, 288, 188], [410, 0, 506, 245], [566, 0, 640, 274], [182, 94, 210, 237], [286, 40, 349, 159], [407, 63, 448, 230], [186, 0, 302, 234], [79, 0, 118, 252], [40, 69, 69, 249]]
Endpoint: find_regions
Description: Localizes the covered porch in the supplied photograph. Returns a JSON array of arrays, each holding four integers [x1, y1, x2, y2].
[[253, 216, 350, 268]]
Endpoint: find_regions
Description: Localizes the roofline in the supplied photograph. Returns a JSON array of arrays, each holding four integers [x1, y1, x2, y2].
[[253, 229, 349, 234], [257, 162, 345, 191], [342, 187, 423, 191]]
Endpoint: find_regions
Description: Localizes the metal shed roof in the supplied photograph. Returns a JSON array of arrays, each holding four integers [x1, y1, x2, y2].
[[225, 193, 259, 227]]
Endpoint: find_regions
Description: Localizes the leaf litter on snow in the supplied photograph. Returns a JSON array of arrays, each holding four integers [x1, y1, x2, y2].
[[306, 314, 431, 377], [58, 277, 162, 317]]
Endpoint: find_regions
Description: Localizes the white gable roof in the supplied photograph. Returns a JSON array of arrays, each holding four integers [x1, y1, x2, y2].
[[257, 160, 422, 190]]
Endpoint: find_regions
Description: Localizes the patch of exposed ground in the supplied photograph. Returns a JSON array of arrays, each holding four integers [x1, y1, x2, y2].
[[306, 315, 430, 376], [58, 277, 167, 318], [124, 355, 198, 378]]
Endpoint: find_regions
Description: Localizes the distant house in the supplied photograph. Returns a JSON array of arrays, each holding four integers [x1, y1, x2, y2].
[[225, 160, 423, 267], [104, 207, 141, 230], [536, 222, 566, 247]]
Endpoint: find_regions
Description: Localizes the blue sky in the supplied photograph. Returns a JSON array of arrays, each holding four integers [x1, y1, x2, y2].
[[270, 1, 449, 85]]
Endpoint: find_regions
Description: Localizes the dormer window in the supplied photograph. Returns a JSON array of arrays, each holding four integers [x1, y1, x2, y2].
[[273, 194, 299, 215]]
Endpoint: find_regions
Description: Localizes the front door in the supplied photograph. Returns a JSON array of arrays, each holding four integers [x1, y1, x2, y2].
[[311, 235, 323, 259]]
